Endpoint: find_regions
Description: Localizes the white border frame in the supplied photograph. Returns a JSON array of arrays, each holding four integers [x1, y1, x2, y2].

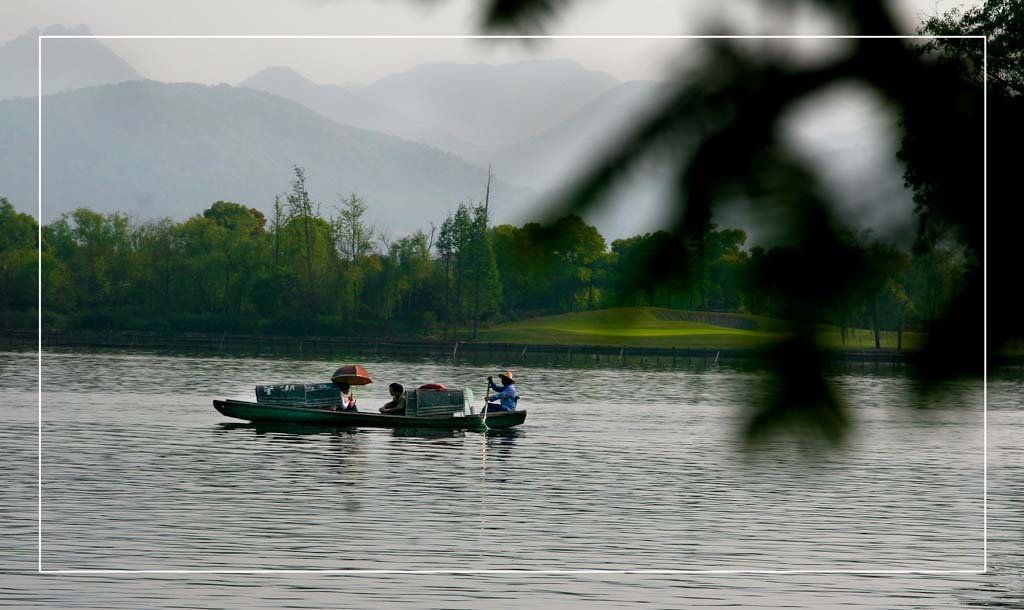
[[36, 33, 987, 576]]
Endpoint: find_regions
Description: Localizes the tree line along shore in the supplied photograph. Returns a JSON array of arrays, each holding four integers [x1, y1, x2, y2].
[[1, 164, 967, 356]]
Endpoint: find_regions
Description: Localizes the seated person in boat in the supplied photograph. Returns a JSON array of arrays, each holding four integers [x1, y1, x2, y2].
[[379, 383, 407, 415], [485, 371, 519, 413], [334, 382, 358, 412]]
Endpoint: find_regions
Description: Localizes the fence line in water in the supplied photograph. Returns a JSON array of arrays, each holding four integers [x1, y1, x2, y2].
[[0, 328, 930, 368]]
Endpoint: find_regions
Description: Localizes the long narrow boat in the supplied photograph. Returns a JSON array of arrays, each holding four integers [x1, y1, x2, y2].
[[213, 399, 526, 430]]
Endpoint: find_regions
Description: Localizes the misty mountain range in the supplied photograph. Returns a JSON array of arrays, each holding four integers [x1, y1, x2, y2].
[[239, 60, 620, 165], [3, 81, 529, 233], [0, 25, 912, 242], [0, 25, 141, 100]]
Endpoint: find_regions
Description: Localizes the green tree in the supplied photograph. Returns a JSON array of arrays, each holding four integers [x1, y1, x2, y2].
[[333, 193, 375, 322], [270, 194, 285, 267], [547, 215, 606, 313], [46, 208, 133, 309], [436, 213, 456, 340], [202, 202, 269, 314], [864, 241, 910, 349], [916, 0, 1023, 95], [175, 216, 229, 313], [279, 214, 335, 320], [901, 0, 1023, 371], [709, 250, 750, 312], [469, 202, 501, 338], [0, 197, 38, 312], [131, 218, 179, 312], [203, 201, 267, 235], [286, 166, 322, 319], [609, 231, 694, 309], [491, 223, 543, 314]]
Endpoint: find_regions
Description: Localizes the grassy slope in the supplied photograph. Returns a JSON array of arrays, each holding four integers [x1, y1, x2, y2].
[[475, 307, 925, 350]]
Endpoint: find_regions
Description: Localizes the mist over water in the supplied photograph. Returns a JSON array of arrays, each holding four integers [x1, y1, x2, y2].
[[2, 349, 1021, 607]]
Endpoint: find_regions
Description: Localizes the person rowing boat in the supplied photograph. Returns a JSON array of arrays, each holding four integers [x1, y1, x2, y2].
[[485, 371, 519, 413]]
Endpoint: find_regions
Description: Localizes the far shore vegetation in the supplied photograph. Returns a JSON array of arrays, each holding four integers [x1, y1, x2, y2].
[[1, 163, 963, 353], [478, 307, 928, 351]]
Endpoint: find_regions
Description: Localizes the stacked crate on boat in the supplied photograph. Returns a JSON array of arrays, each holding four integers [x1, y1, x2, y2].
[[255, 383, 342, 409], [405, 388, 469, 417]]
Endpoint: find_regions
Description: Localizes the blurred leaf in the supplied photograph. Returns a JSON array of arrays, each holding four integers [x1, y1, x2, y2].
[[480, 0, 572, 32], [744, 334, 849, 447]]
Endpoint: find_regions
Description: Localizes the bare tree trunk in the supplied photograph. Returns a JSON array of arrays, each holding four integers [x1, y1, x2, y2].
[[698, 240, 706, 311], [455, 259, 462, 340], [897, 301, 907, 350], [443, 254, 451, 341], [871, 297, 881, 349], [471, 170, 491, 340]]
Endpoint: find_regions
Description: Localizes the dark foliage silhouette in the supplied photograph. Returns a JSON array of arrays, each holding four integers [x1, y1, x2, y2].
[[474, 0, 1017, 443]]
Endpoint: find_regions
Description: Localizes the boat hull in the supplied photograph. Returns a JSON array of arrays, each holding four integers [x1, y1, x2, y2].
[[213, 399, 526, 430]]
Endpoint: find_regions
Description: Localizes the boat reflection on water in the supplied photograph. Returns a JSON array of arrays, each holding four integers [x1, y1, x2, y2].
[[214, 421, 524, 441], [389, 427, 526, 441], [485, 428, 521, 462], [390, 426, 465, 439], [484, 428, 521, 440], [214, 420, 361, 437]]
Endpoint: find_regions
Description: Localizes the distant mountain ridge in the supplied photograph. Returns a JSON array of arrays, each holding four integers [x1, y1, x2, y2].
[[0, 28, 911, 243], [491, 80, 669, 190], [0, 25, 142, 100], [0, 80, 529, 232], [357, 59, 618, 151], [241, 66, 484, 162], [242, 59, 620, 164]]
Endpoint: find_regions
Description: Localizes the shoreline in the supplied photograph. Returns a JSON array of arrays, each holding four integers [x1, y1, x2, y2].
[[0, 328, 943, 365]]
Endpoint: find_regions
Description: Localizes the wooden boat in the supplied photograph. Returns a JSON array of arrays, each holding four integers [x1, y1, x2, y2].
[[212, 399, 526, 430], [213, 383, 526, 430]]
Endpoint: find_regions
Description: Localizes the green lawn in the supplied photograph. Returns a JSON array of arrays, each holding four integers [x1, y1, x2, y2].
[[474, 307, 925, 351]]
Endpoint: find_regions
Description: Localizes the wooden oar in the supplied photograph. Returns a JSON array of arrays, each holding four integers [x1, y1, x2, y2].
[[482, 382, 490, 428]]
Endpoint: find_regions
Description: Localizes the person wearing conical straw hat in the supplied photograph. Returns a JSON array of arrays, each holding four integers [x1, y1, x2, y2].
[[485, 371, 519, 413]]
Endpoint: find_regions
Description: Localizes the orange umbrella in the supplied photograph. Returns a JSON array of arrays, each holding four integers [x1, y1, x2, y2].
[[331, 365, 373, 386]]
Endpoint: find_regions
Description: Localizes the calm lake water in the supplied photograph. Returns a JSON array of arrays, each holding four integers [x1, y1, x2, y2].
[[2, 348, 1021, 608]]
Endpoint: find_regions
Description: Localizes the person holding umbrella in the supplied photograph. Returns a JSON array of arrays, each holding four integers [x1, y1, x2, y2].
[[331, 365, 373, 412], [485, 371, 519, 413], [335, 382, 357, 411]]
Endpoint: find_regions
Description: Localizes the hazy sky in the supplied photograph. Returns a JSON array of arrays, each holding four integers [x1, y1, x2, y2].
[[6, 0, 975, 86], [4, 0, 979, 243]]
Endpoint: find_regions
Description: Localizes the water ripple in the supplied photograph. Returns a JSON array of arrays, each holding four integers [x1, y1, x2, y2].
[[0, 349, 1018, 608]]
